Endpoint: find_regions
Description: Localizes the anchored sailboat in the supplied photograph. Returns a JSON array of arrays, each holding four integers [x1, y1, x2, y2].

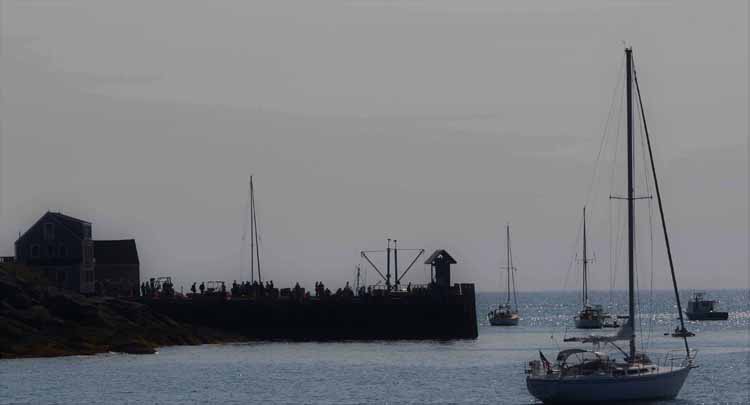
[[488, 224, 520, 326], [526, 47, 695, 403], [574, 207, 609, 329]]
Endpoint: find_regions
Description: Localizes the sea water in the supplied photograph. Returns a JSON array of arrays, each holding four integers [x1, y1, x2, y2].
[[2, 290, 748, 404]]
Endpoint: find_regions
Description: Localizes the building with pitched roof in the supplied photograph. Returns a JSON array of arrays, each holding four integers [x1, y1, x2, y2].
[[14, 212, 139, 295]]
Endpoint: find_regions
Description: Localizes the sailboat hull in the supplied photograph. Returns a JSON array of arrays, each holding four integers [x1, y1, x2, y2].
[[489, 316, 519, 326], [526, 366, 690, 404]]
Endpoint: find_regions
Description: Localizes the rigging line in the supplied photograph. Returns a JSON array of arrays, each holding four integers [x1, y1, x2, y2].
[[248, 175, 257, 283], [511, 249, 519, 310], [636, 93, 657, 350], [610, 200, 625, 308], [633, 55, 690, 356], [251, 177, 262, 283], [612, 196, 629, 316], [561, 210, 585, 293], [240, 179, 253, 283], [508, 227, 518, 309], [498, 269, 505, 306], [612, 198, 627, 295], [608, 70, 626, 194], [634, 76, 653, 351], [637, 222, 649, 354], [607, 73, 626, 307], [647, 199, 655, 350], [584, 57, 626, 212]]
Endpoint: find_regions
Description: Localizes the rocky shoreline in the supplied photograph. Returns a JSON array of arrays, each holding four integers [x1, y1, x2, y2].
[[0, 264, 242, 359]]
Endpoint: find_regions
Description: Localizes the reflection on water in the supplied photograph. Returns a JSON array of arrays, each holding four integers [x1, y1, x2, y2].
[[1, 290, 748, 404]]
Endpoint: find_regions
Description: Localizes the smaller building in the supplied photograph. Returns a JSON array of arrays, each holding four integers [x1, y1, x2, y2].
[[94, 240, 140, 297], [424, 249, 457, 289]]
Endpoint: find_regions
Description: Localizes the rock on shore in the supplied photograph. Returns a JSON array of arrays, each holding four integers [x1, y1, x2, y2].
[[0, 264, 241, 359]]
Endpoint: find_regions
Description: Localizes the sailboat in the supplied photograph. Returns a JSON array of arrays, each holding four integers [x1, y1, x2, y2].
[[488, 224, 520, 326], [574, 206, 609, 329], [526, 48, 695, 403]]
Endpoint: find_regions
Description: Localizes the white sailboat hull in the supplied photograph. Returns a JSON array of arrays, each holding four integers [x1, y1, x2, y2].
[[526, 366, 690, 403]]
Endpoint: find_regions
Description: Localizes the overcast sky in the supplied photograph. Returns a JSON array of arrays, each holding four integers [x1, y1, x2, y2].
[[1, 1, 747, 292]]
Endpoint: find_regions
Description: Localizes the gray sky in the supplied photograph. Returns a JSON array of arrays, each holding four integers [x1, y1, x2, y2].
[[1, 0, 747, 292]]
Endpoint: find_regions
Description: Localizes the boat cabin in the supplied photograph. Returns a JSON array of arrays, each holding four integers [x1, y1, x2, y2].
[[687, 292, 717, 313]]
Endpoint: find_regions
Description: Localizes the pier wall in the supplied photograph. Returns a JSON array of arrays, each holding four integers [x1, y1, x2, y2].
[[144, 283, 477, 340]]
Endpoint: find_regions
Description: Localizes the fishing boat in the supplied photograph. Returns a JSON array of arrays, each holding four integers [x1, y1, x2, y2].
[[526, 47, 695, 403], [488, 225, 520, 326], [574, 207, 609, 329], [685, 291, 729, 320]]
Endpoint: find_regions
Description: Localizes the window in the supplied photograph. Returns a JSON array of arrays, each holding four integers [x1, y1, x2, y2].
[[30, 244, 40, 258], [47, 245, 55, 257], [83, 224, 91, 239], [59, 245, 68, 258], [83, 245, 93, 266], [43, 223, 55, 241], [85, 270, 94, 283]]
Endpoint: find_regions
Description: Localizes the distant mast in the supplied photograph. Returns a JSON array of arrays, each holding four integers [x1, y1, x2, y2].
[[506, 225, 511, 306], [249, 176, 262, 284], [582, 207, 589, 306]]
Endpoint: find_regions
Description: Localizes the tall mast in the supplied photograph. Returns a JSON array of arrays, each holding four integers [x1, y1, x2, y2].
[[250, 176, 262, 284], [249, 176, 255, 283], [506, 224, 511, 305], [582, 206, 588, 306], [625, 47, 636, 361]]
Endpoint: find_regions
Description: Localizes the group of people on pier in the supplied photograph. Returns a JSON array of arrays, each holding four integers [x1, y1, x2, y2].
[[231, 280, 275, 297], [140, 278, 174, 297], [314, 281, 355, 298], [139, 276, 436, 301]]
